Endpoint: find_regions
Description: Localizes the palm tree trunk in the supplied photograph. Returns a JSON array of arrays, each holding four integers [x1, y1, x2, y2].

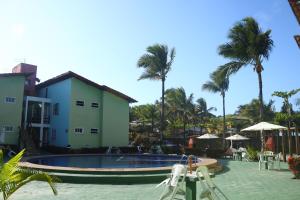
[[282, 131, 286, 162], [257, 71, 264, 121], [257, 70, 265, 152], [288, 121, 292, 156], [222, 94, 226, 147], [257, 72, 264, 121], [161, 78, 165, 142], [183, 122, 186, 147], [296, 125, 299, 155]]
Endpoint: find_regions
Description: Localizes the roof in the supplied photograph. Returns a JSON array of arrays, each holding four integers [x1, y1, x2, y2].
[[295, 35, 300, 48], [36, 71, 137, 103], [0, 73, 31, 78], [289, 0, 300, 24]]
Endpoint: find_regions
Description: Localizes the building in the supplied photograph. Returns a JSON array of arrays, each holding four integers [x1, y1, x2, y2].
[[0, 63, 136, 150], [289, 0, 300, 48]]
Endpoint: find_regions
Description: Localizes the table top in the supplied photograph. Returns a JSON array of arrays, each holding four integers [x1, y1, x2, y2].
[[183, 171, 214, 181]]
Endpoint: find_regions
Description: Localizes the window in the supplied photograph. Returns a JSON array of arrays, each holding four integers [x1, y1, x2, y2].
[[3, 126, 13, 132], [90, 128, 98, 134], [76, 100, 84, 106], [5, 97, 16, 104], [91, 102, 99, 108], [53, 103, 59, 115], [74, 128, 84, 134], [51, 129, 56, 140]]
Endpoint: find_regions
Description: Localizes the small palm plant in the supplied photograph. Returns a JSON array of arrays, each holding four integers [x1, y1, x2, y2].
[[0, 149, 58, 200]]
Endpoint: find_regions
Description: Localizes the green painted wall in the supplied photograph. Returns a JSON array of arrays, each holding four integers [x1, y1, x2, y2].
[[0, 76, 25, 145], [68, 78, 103, 149], [102, 91, 129, 147]]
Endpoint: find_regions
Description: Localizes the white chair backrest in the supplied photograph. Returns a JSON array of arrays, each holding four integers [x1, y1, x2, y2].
[[264, 151, 273, 156], [239, 147, 246, 152], [276, 152, 281, 160], [259, 153, 264, 161], [170, 164, 185, 187]]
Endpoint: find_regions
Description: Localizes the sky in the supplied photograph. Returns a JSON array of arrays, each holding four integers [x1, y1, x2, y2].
[[0, 0, 299, 116]]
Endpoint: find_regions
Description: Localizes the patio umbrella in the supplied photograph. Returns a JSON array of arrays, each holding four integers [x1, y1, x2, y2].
[[241, 122, 287, 152], [241, 122, 287, 131], [197, 133, 219, 139], [226, 134, 249, 140], [225, 134, 249, 148]]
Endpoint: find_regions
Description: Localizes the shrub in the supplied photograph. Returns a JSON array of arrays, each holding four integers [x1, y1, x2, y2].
[[246, 146, 259, 161], [288, 156, 300, 179]]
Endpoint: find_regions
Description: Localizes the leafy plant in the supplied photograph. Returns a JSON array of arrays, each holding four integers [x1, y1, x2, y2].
[[0, 149, 58, 200], [288, 156, 300, 179], [246, 146, 259, 161]]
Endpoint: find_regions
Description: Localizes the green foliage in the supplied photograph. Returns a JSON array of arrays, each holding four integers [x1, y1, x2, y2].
[[0, 149, 58, 200], [246, 146, 259, 161], [218, 17, 273, 65], [202, 67, 229, 97], [218, 17, 273, 121], [272, 89, 300, 115], [137, 44, 176, 137], [274, 112, 289, 126], [137, 44, 175, 81], [235, 99, 275, 123]]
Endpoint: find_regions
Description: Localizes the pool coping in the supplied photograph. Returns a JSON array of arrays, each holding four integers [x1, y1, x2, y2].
[[19, 154, 218, 174]]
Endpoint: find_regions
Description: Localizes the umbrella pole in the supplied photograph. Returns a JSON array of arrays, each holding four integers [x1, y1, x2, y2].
[[260, 130, 264, 152]]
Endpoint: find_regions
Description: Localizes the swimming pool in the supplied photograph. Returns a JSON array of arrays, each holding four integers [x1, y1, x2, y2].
[[28, 154, 192, 168], [21, 154, 218, 184]]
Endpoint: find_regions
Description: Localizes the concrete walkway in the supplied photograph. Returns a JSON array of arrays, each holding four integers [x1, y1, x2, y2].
[[11, 159, 300, 200]]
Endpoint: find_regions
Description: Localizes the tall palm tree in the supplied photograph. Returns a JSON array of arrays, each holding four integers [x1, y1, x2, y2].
[[137, 44, 176, 141], [202, 69, 229, 145], [218, 17, 273, 121], [272, 88, 300, 156], [0, 149, 58, 200]]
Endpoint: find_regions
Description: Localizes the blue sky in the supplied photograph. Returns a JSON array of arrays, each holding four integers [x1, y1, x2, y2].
[[0, 0, 299, 116]]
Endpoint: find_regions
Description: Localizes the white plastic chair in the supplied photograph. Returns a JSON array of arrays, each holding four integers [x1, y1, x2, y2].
[[274, 152, 281, 170], [258, 153, 267, 170], [196, 166, 229, 200], [156, 164, 187, 200]]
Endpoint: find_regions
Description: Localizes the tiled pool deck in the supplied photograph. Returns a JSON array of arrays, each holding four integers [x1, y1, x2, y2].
[[12, 159, 300, 200]]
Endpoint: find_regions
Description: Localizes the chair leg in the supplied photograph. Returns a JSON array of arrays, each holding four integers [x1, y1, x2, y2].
[[159, 186, 172, 200]]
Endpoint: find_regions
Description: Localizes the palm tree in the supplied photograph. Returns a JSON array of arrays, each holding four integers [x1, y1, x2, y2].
[[202, 69, 229, 145], [218, 17, 273, 121], [137, 44, 176, 141], [195, 98, 216, 134], [165, 87, 194, 145], [272, 89, 300, 156], [0, 149, 58, 200]]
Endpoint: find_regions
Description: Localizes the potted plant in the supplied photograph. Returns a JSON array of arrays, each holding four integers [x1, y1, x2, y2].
[[287, 155, 300, 179]]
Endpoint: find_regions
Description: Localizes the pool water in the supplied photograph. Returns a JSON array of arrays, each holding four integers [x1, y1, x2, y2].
[[28, 155, 192, 168]]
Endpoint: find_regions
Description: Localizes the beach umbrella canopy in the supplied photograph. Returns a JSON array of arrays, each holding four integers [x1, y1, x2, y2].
[[241, 122, 287, 152], [225, 134, 249, 141], [197, 133, 219, 139], [241, 122, 287, 132]]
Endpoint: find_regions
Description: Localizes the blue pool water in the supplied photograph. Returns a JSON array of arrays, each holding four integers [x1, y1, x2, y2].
[[28, 155, 194, 168]]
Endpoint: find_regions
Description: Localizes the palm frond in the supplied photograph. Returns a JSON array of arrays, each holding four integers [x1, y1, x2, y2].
[[202, 81, 220, 93]]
